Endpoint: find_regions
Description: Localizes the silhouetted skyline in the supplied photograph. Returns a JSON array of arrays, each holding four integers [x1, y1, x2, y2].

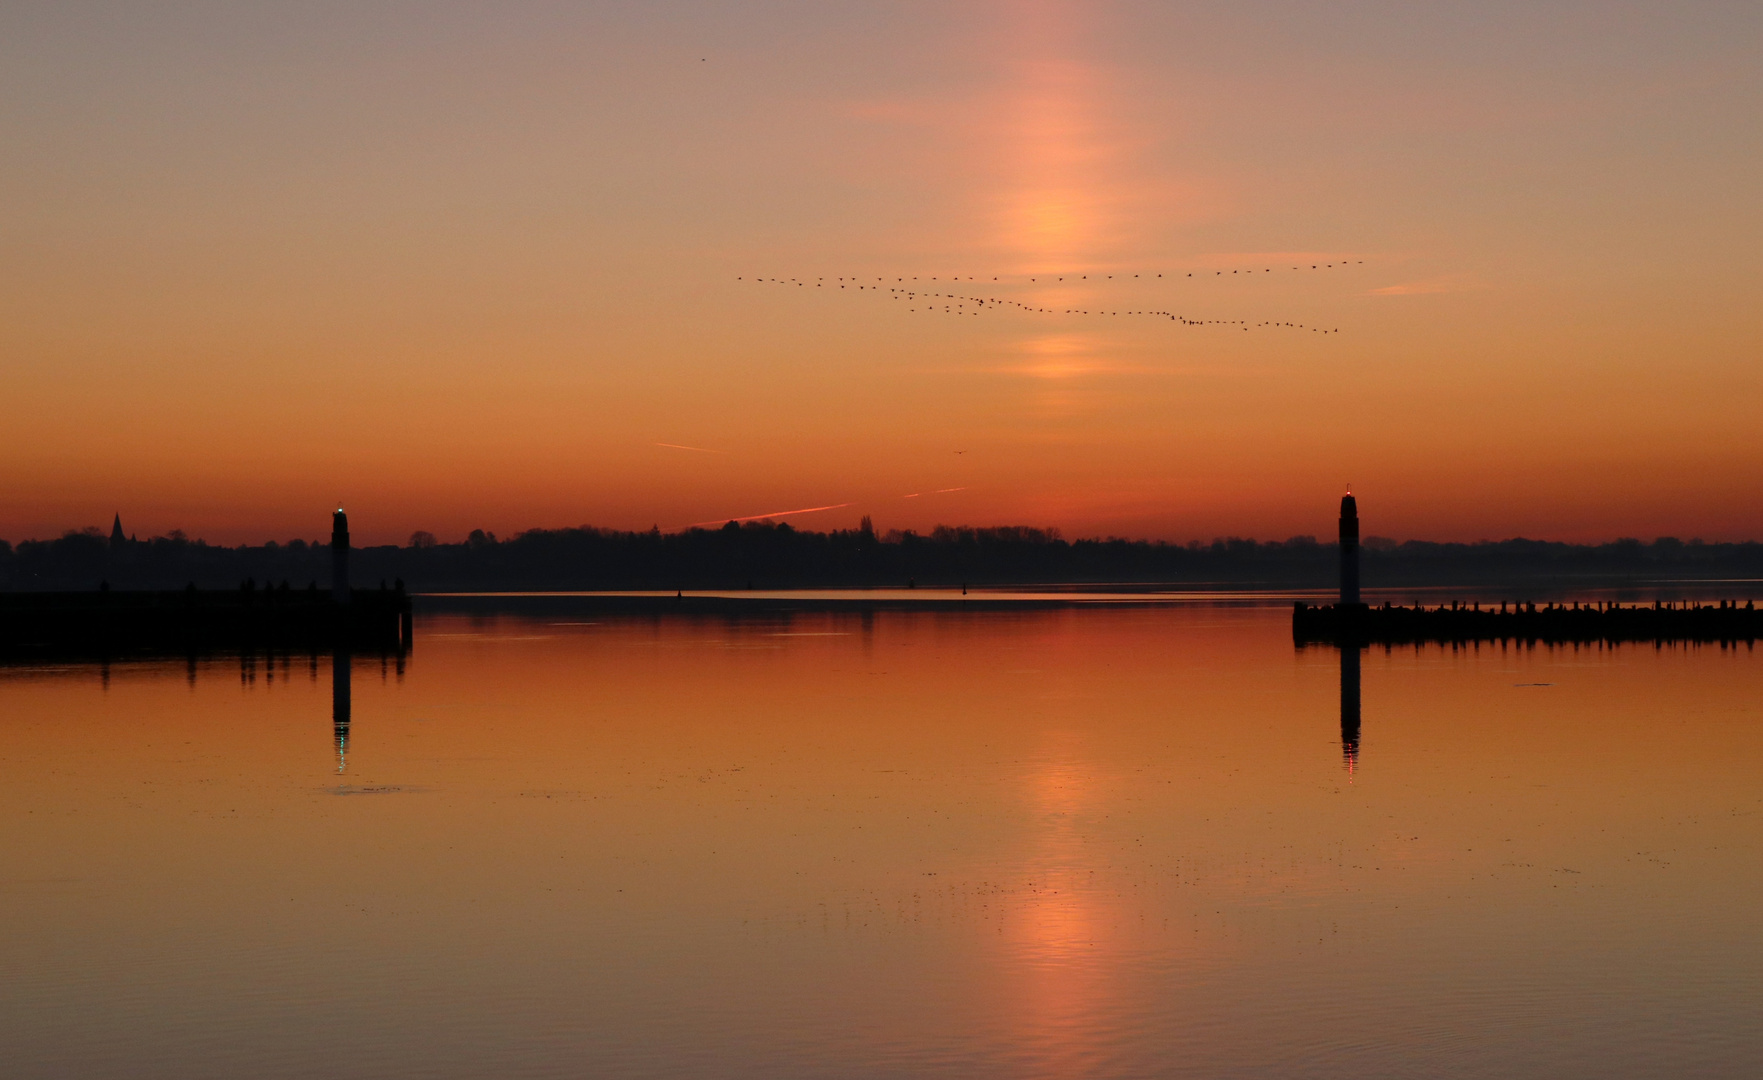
[[9, 517, 1763, 594]]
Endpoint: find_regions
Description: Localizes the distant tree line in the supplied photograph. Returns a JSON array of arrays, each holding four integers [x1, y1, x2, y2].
[[5, 518, 1763, 592]]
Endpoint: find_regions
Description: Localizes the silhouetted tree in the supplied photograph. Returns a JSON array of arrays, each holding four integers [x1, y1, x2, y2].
[[3, 522, 1763, 593]]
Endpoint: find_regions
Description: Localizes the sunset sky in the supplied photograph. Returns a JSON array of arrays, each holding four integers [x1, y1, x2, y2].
[[4, 1, 1760, 546]]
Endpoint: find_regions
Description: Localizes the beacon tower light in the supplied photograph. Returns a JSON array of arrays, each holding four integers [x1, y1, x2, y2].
[[331, 506, 350, 607], [1339, 489, 1360, 607]]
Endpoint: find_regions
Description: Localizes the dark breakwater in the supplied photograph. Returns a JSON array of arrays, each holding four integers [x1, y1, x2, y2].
[[0, 587, 412, 657], [1294, 599, 1761, 645]]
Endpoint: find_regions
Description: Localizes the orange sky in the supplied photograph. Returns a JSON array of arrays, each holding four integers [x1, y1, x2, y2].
[[3, 1, 1761, 545]]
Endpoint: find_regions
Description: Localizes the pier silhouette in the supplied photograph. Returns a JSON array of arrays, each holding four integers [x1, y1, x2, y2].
[[1294, 493, 1761, 645], [1296, 596, 1762, 646], [0, 510, 411, 658], [0, 582, 411, 656]]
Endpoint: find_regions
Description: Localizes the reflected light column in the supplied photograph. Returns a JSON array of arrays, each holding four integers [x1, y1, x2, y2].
[[332, 648, 352, 774], [1340, 646, 1361, 776]]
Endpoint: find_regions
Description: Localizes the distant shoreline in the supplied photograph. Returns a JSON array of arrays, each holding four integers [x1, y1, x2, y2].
[[8, 521, 1763, 595]]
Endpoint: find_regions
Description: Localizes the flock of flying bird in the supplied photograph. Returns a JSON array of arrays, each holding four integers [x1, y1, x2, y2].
[[740, 260, 1362, 334]]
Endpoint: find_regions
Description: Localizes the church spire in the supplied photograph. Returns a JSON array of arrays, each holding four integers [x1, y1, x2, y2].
[[109, 513, 127, 549]]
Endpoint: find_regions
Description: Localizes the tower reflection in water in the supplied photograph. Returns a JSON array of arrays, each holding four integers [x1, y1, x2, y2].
[[328, 641, 409, 773], [332, 649, 351, 774], [1340, 645, 1361, 776]]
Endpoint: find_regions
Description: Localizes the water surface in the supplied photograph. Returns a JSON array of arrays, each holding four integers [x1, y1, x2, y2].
[[3, 605, 1759, 1078]]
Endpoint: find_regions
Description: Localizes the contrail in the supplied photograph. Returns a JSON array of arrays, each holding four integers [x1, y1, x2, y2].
[[687, 502, 851, 528], [655, 442, 726, 454]]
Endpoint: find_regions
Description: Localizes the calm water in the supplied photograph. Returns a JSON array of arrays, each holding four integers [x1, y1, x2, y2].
[[3, 604, 1760, 1078]]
